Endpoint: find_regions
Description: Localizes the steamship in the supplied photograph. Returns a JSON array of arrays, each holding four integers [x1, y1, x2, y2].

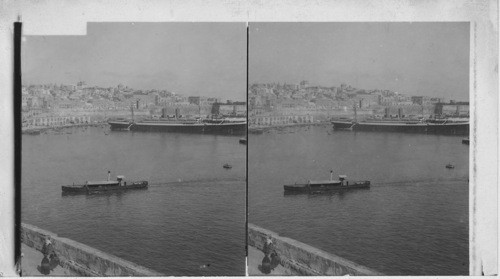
[[284, 171, 370, 193], [331, 106, 469, 135], [108, 106, 246, 134], [61, 172, 148, 194], [331, 118, 469, 135]]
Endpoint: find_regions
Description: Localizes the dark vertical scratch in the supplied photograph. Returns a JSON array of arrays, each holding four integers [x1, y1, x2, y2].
[[13, 20, 22, 276]]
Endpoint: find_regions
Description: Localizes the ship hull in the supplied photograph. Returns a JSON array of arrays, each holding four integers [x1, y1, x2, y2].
[[62, 181, 148, 195], [108, 120, 134, 131], [108, 119, 246, 135], [284, 181, 370, 193], [131, 122, 246, 134], [332, 120, 469, 135]]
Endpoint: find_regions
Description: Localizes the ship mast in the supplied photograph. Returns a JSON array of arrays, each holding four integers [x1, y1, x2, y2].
[[130, 104, 134, 122], [353, 103, 357, 122]]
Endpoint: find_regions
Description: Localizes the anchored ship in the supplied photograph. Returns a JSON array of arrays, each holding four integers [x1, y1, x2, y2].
[[331, 104, 469, 135], [108, 117, 246, 134], [331, 118, 469, 135], [108, 104, 247, 134]]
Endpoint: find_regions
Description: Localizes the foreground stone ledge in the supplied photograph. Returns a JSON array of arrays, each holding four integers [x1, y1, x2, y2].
[[21, 223, 163, 276], [248, 223, 383, 276]]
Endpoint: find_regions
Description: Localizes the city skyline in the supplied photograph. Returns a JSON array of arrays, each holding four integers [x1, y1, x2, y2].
[[22, 22, 247, 100], [249, 22, 470, 101]]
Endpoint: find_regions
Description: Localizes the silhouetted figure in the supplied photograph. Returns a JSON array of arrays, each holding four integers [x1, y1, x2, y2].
[[261, 238, 276, 274], [41, 237, 59, 273], [40, 255, 51, 275], [261, 254, 271, 274], [270, 251, 280, 270]]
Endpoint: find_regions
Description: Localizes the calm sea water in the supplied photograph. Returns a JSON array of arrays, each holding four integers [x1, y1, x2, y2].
[[248, 125, 469, 275], [22, 126, 246, 276]]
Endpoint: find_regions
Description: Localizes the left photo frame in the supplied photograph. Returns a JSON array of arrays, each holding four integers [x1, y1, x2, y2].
[[18, 22, 248, 276]]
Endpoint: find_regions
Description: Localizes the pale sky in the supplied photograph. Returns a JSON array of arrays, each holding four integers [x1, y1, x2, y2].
[[249, 22, 470, 101], [22, 23, 247, 100]]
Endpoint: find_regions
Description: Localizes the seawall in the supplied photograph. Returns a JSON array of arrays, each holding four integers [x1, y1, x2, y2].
[[248, 223, 383, 276], [21, 223, 163, 276]]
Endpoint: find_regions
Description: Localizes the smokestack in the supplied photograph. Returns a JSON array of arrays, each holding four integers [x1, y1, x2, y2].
[[107, 171, 111, 181]]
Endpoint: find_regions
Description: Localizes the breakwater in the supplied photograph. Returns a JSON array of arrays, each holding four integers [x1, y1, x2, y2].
[[21, 223, 163, 276], [248, 120, 330, 133], [248, 224, 383, 276]]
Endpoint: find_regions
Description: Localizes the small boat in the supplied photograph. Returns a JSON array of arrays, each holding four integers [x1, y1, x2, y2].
[[24, 129, 41, 135], [239, 138, 247, 144], [61, 172, 148, 194], [223, 163, 232, 169], [248, 128, 264, 134], [284, 172, 370, 193], [462, 138, 469, 145], [445, 164, 455, 169]]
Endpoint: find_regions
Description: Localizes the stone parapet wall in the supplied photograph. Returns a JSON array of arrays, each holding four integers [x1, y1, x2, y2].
[[248, 223, 383, 276], [21, 223, 163, 276]]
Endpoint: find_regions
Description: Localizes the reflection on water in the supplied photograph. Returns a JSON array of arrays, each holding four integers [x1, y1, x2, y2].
[[249, 125, 468, 275]]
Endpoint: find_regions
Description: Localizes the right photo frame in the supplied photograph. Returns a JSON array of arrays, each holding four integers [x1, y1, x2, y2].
[[246, 22, 470, 276]]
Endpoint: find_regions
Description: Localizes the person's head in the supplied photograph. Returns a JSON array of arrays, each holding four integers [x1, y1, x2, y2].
[[266, 238, 273, 246]]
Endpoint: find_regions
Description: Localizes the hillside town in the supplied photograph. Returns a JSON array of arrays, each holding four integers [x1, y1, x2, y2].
[[22, 82, 246, 130], [249, 81, 469, 127], [21, 80, 469, 131]]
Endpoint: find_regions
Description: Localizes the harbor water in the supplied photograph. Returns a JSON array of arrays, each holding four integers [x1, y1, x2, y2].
[[22, 126, 246, 276], [248, 124, 469, 275]]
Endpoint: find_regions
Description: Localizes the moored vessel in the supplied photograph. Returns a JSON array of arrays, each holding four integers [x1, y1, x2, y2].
[[108, 117, 247, 134], [331, 118, 469, 135]]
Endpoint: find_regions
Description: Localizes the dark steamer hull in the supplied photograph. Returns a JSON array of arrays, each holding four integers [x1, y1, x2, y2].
[[62, 181, 148, 195], [108, 120, 134, 131], [330, 121, 357, 130], [332, 120, 469, 135], [284, 181, 370, 193], [131, 122, 246, 135]]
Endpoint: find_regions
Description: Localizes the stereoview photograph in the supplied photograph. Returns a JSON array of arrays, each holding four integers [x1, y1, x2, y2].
[[20, 22, 247, 276], [247, 22, 469, 276]]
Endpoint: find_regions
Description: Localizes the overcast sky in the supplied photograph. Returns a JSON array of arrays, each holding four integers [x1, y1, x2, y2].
[[23, 22, 469, 101], [22, 23, 247, 101], [249, 22, 469, 101]]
